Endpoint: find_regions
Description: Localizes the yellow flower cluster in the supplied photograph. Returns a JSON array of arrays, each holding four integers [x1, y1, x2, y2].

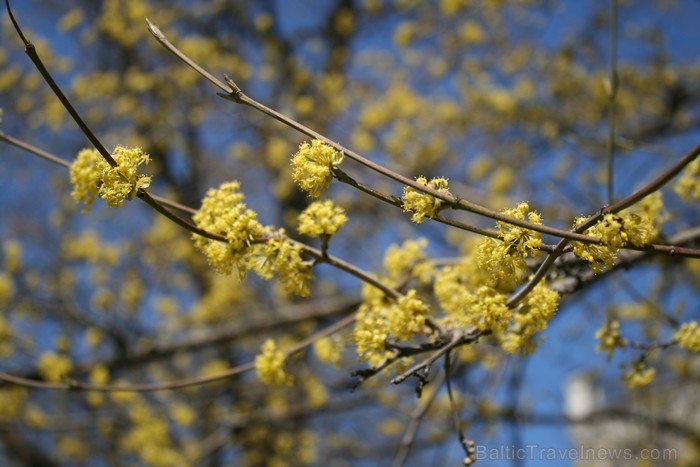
[[37, 352, 73, 382], [291, 140, 344, 198], [297, 200, 347, 237], [313, 337, 343, 366], [402, 176, 450, 223], [0, 272, 14, 308], [461, 285, 511, 332], [69, 146, 151, 208], [255, 236, 313, 297], [501, 282, 559, 355], [478, 202, 542, 289], [255, 339, 293, 386], [595, 320, 626, 360], [674, 158, 700, 201], [383, 238, 432, 283], [622, 362, 655, 389], [674, 321, 700, 353], [192, 182, 313, 295], [573, 193, 665, 273], [353, 288, 429, 366]]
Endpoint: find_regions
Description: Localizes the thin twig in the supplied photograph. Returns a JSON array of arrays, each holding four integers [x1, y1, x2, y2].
[[393, 372, 446, 467]]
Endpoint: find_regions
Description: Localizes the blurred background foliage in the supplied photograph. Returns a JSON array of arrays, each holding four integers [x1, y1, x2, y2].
[[0, 0, 699, 465]]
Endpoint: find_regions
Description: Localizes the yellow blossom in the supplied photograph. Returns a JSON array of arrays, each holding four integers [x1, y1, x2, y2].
[[383, 238, 429, 282], [353, 302, 391, 366], [256, 236, 313, 297], [674, 158, 700, 201], [572, 195, 665, 273], [389, 290, 429, 341], [501, 282, 559, 355], [313, 336, 343, 366], [191, 181, 263, 275], [69, 146, 151, 208], [291, 139, 344, 198], [595, 320, 626, 360], [402, 176, 450, 223], [675, 321, 700, 353], [622, 362, 655, 389], [297, 200, 347, 237], [3, 239, 22, 272], [0, 272, 14, 308], [478, 202, 542, 289], [69, 148, 102, 206], [255, 339, 293, 386], [37, 352, 73, 382]]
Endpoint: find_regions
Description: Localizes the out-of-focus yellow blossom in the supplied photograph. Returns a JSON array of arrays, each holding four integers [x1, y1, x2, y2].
[[674, 158, 700, 201], [313, 336, 343, 366], [3, 239, 22, 272], [69, 146, 151, 208], [0, 386, 26, 420], [595, 320, 626, 360], [23, 404, 47, 428], [383, 238, 429, 282], [0, 272, 14, 308], [675, 321, 700, 353], [478, 202, 542, 289], [170, 402, 196, 427], [501, 282, 559, 355], [354, 289, 429, 365], [297, 200, 347, 237], [69, 148, 102, 206], [255, 339, 293, 386], [191, 181, 263, 275], [291, 139, 344, 198], [62, 229, 119, 265], [402, 176, 451, 223], [37, 352, 73, 382], [622, 362, 655, 389]]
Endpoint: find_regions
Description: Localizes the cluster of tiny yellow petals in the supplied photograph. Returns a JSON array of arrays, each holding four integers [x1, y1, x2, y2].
[[674, 321, 700, 353], [402, 176, 450, 223], [297, 200, 347, 237], [100, 146, 152, 206], [453, 285, 511, 332], [192, 183, 312, 295], [501, 282, 559, 355], [383, 238, 429, 282], [571, 217, 619, 273], [573, 195, 665, 273], [192, 182, 263, 275], [257, 236, 313, 297], [255, 339, 293, 386], [69, 149, 102, 206], [389, 290, 429, 341], [595, 320, 626, 360], [69, 146, 151, 208], [353, 290, 429, 366], [478, 202, 542, 289], [37, 352, 73, 382], [353, 302, 392, 366], [674, 158, 700, 201], [622, 362, 655, 389], [313, 337, 343, 366], [291, 139, 344, 198]]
